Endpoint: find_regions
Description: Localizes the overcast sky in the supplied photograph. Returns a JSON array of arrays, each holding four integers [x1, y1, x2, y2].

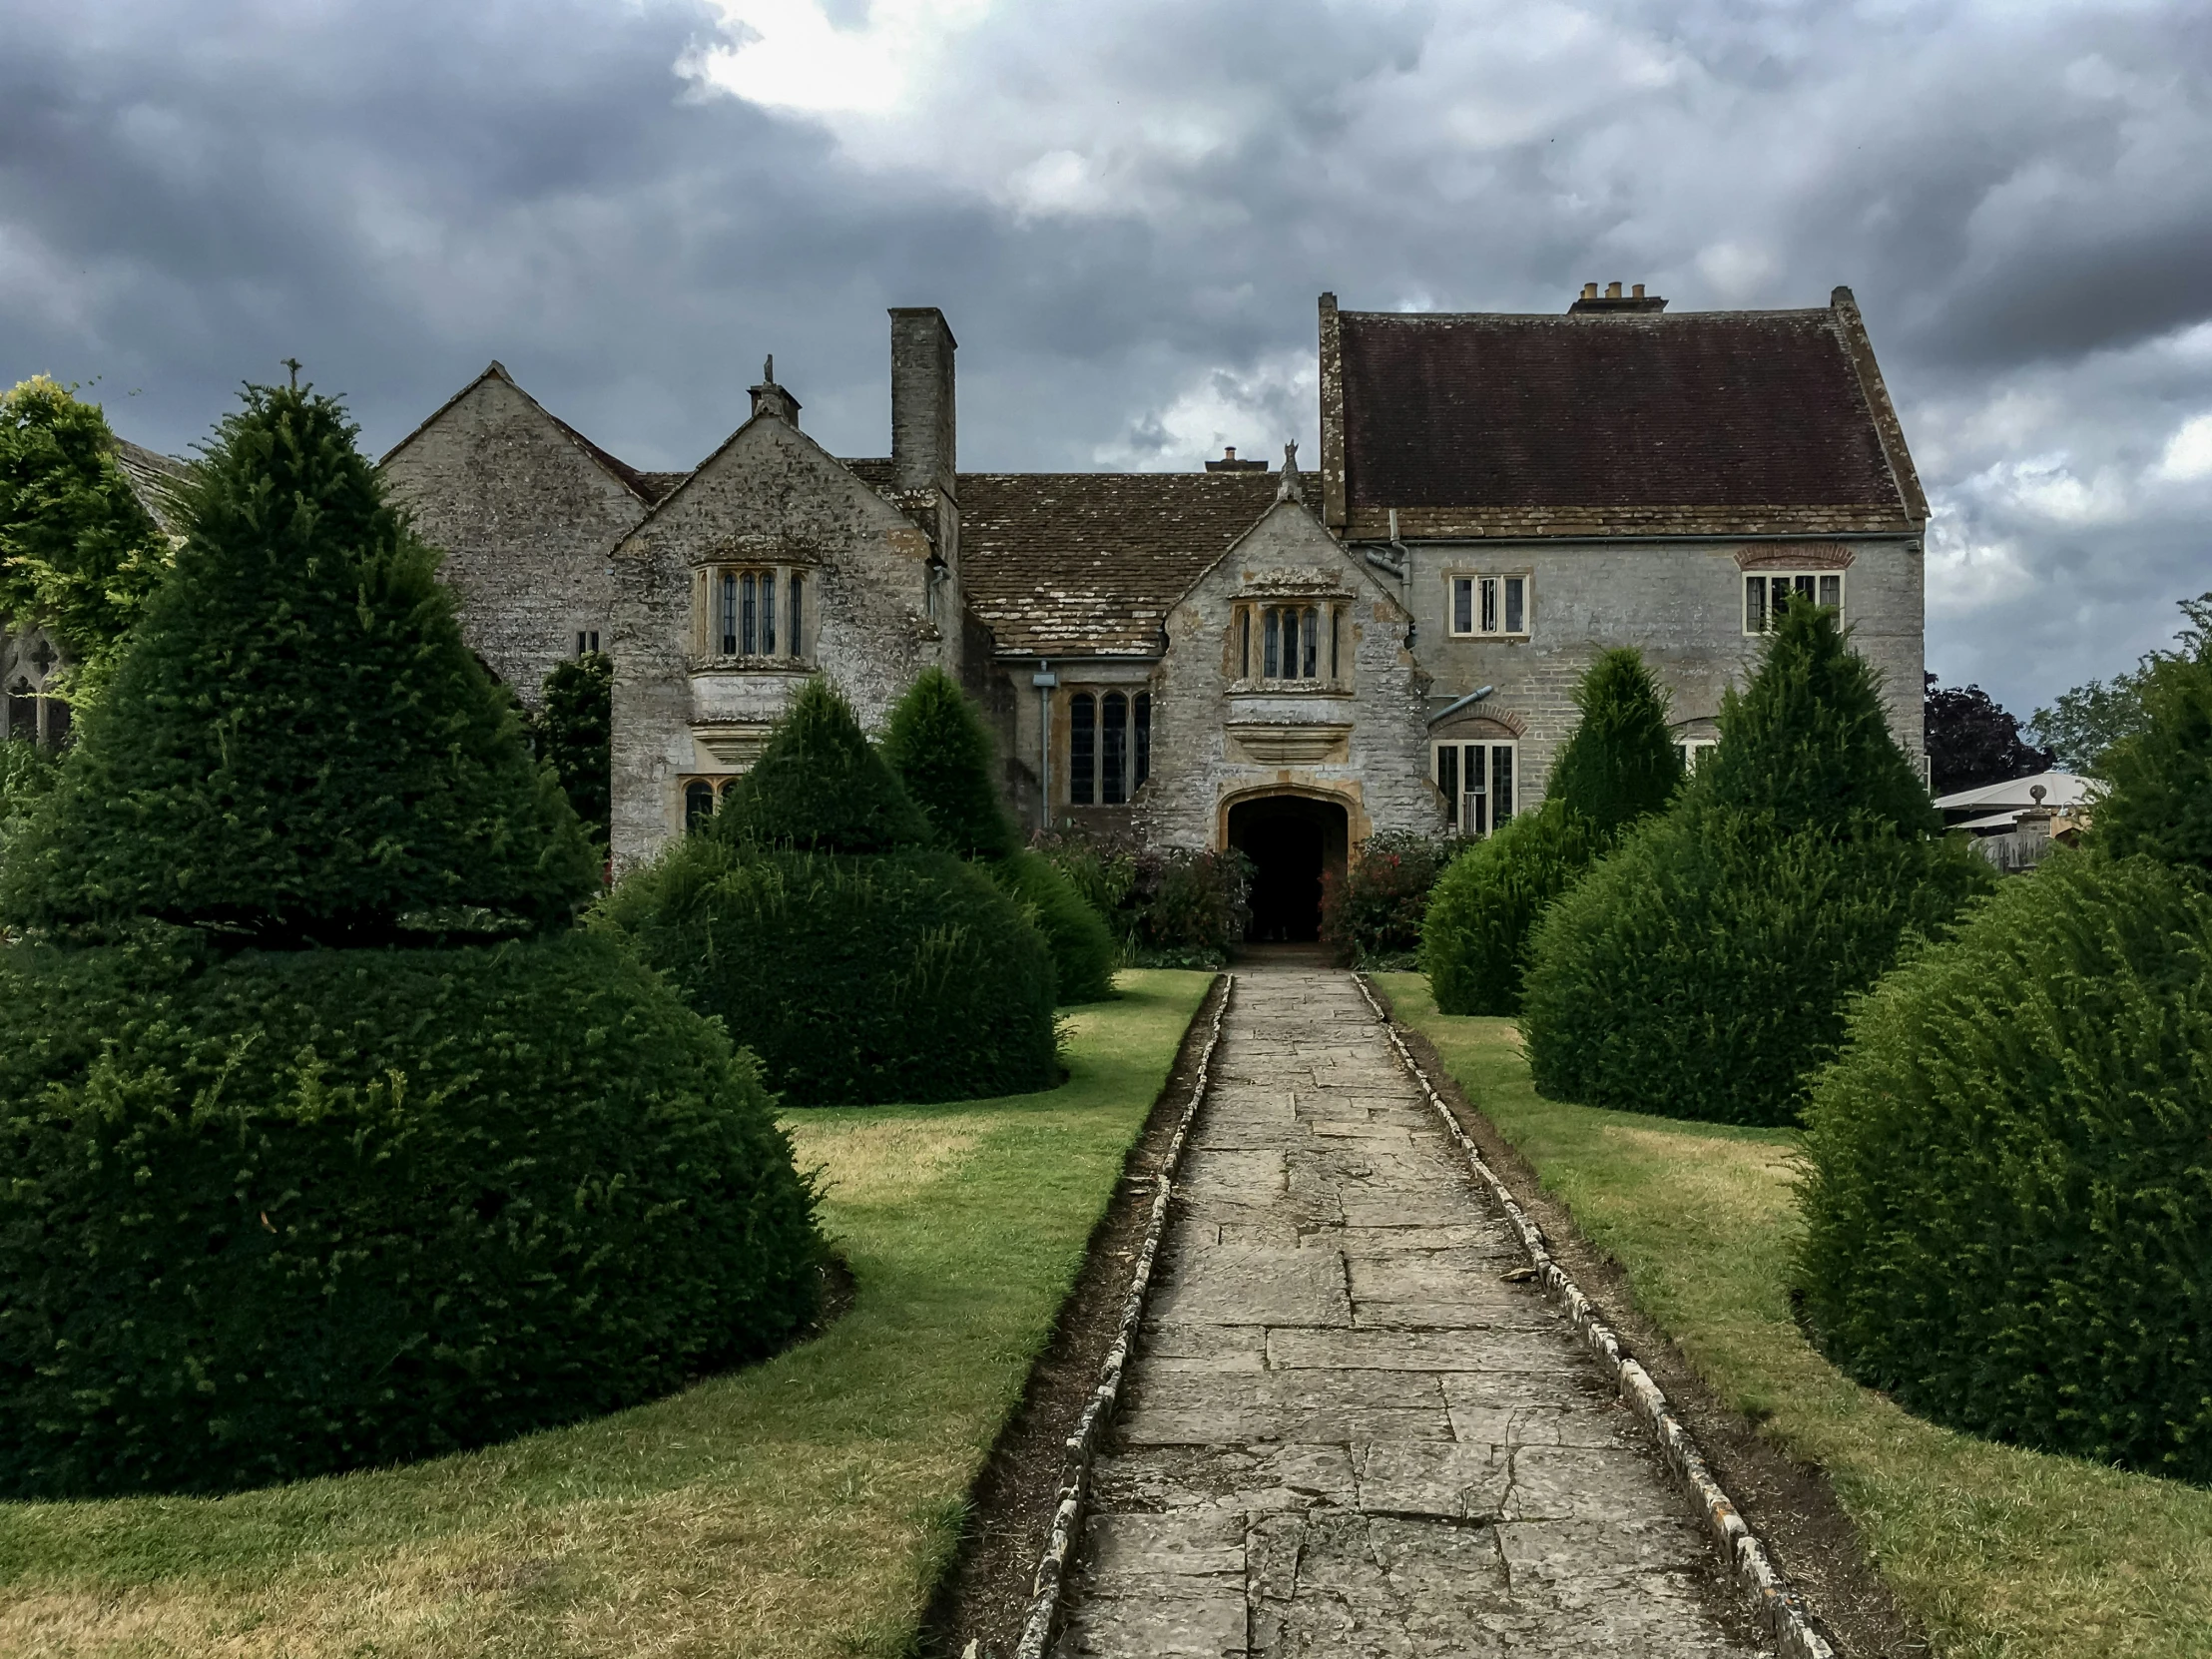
[[5, 0, 2209, 718]]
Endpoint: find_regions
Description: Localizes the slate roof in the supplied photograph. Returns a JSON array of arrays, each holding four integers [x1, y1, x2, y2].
[[956, 470, 1281, 657], [1334, 298, 1923, 537]]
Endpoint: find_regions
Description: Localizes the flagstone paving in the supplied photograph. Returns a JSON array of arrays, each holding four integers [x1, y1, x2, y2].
[[1055, 963, 1767, 1658]]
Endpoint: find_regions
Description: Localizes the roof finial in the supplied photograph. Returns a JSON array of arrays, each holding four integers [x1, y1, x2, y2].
[[1277, 440, 1304, 503], [764, 353, 775, 383]]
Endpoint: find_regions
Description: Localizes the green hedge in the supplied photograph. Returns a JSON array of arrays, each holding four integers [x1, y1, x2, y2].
[[1421, 803, 1600, 1014], [600, 838, 1060, 1106], [996, 848, 1117, 1003], [0, 929, 823, 1498], [1797, 853, 2212, 1480], [1520, 808, 1991, 1124]]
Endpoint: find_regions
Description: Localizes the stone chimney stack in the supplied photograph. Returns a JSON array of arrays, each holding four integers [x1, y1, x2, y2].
[[889, 307, 957, 498]]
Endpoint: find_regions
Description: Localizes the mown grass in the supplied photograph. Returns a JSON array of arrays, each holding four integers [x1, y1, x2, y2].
[[0, 968, 1214, 1659], [1374, 971, 2212, 1659]]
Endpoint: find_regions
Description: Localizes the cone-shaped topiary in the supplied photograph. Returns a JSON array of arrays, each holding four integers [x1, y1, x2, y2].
[[716, 676, 929, 853], [1421, 649, 1678, 1014], [1421, 803, 1602, 1015], [881, 666, 1018, 860], [608, 674, 1061, 1103], [0, 383, 597, 945], [1545, 648, 1683, 835], [1696, 601, 1936, 835], [996, 847, 1119, 1003], [2090, 613, 2212, 873], [1798, 596, 2212, 1477], [1796, 853, 2212, 1480], [1518, 606, 1988, 1123]]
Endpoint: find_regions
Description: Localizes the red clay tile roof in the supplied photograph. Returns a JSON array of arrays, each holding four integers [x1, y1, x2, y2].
[[957, 470, 1280, 657], [1339, 306, 1915, 528]]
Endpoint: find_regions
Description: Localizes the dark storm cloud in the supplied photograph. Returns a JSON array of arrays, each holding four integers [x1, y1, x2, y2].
[[3, 0, 2209, 715]]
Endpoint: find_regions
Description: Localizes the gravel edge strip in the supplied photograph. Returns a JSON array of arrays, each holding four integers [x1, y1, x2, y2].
[[1353, 972, 1835, 1659], [1010, 971, 1236, 1659]]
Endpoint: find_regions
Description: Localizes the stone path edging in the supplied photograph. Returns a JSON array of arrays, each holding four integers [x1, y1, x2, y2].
[[1011, 972, 1236, 1659], [1353, 972, 1836, 1659]]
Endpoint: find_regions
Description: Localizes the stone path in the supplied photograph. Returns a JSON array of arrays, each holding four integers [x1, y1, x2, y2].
[[1055, 964, 1767, 1658]]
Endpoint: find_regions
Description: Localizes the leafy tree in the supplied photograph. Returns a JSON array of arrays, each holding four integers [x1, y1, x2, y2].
[[1924, 674, 2052, 795], [2090, 604, 2212, 873], [0, 376, 172, 674], [0, 381, 597, 944], [2026, 595, 2212, 775], [880, 665, 1016, 859], [716, 676, 928, 854], [1421, 648, 1678, 1014], [537, 652, 612, 851]]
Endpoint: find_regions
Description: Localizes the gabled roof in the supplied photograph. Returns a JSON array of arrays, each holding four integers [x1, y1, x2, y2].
[[958, 470, 1281, 657], [379, 362, 678, 506], [1325, 288, 1926, 539], [113, 438, 190, 533]]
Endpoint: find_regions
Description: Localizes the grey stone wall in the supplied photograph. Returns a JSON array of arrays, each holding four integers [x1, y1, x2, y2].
[[1137, 496, 1439, 852], [608, 408, 956, 870], [1394, 535, 1927, 809], [381, 369, 645, 708]]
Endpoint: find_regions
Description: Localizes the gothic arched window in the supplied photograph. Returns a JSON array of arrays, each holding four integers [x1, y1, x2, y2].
[[685, 781, 716, 831]]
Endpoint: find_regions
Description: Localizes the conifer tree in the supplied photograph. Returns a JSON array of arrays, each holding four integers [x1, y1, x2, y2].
[[881, 666, 1017, 858], [1421, 648, 1677, 1014], [1517, 606, 1987, 1123], [716, 676, 928, 853], [1545, 647, 1683, 834], [0, 381, 596, 943], [536, 652, 613, 851], [1696, 601, 1936, 835]]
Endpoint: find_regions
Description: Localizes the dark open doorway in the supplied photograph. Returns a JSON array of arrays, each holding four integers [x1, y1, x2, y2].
[[1228, 794, 1351, 943]]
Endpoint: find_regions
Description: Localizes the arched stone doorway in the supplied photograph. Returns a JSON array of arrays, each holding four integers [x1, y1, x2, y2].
[[1227, 793, 1351, 942]]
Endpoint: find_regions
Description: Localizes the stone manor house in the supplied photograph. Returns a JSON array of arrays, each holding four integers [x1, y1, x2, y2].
[[371, 283, 1927, 938]]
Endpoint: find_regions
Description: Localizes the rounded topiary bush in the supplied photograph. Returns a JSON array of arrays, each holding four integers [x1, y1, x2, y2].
[[1521, 807, 1990, 1124], [1420, 649, 1678, 1014], [1797, 852, 2212, 1478], [1422, 803, 1601, 1015], [600, 835, 1059, 1104], [996, 847, 1118, 1004], [0, 927, 823, 1498]]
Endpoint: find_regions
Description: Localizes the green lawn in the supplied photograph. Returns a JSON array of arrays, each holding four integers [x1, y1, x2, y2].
[[1373, 972, 2212, 1659], [0, 969, 1214, 1659]]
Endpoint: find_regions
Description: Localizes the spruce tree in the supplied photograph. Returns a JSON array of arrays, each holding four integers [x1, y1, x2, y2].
[[1696, 601, 1936, 835], [716, 676, 928, 853], [0, 382, 596, 944], [881, 666, 1017, 858]]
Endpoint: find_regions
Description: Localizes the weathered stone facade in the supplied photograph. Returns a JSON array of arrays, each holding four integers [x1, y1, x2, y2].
[[381, 286, 1931, 928]]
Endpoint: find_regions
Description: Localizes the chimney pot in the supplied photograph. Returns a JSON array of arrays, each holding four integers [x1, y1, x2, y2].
[[1632, 282, 1645, 298], [1581, 281, 1598, 299], [1606, 280, 1623, 299], [1225, 446, 1237, 461]]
